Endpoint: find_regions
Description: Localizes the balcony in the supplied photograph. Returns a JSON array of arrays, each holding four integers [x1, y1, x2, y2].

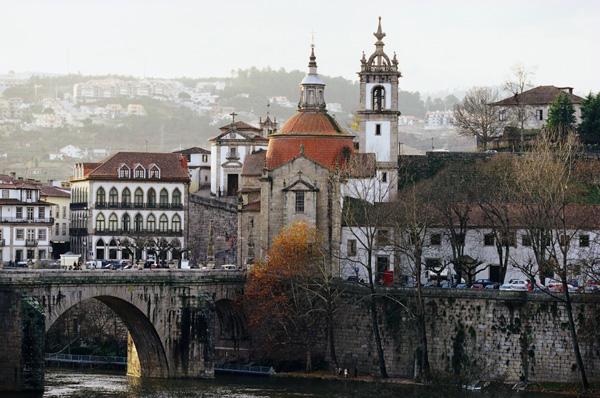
[[25, 239, 38, 247], [0, 217, 54, 225], [70, 202, 88, 210], [94, 202, 183, 210], [0, 239, 5, 247], [93, 228, 183, 237]]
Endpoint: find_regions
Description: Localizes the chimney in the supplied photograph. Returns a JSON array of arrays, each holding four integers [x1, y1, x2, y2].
[[9, 171, 16, 179]]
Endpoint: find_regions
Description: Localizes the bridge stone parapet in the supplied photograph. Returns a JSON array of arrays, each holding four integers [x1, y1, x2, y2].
[[0, 269, 245, 392]]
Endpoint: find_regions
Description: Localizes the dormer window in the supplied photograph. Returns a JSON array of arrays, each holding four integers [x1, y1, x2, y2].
[[134, 165, 145, 178], [119, 165, 130, 178], [149, 165, 160, 179]]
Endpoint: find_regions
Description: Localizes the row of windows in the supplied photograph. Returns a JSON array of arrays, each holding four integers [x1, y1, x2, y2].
[[9, 206, 47, 219], [2, 249, 47, 261], [95, 213, 181, 232], [96, 187, 181, 206], [119, 164, 160, 179], [0, 228, 47, 241]]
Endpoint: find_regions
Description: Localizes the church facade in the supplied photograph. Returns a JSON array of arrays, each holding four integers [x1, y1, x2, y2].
[[236, 19, 398, 272]]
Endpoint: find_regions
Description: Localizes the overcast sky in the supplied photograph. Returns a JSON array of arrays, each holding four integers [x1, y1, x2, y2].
[[1, 0, 598, 94]]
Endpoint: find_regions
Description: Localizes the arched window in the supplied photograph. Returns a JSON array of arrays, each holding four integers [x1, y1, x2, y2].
[[122, 213, 130, 232], [96, 187, 105, 205], [109, 213, 118, 231], [122, 188, 131, 206], [134, 165, 145, 178], [96, 238, 105, 247], [134, 188, 144, 207], [172, 214, 181, 232], [147, 214, 156, 231], [159, 189, 169, 207], [172, 188, 181, 207], [147, 188, 156, 208], [134, 214, 143, 232], [372, 86, 385, 111], [119, 165, 130, 178], [95, 213, 105, 231], [96, 239, 106, 260], [159, 214, 168, 232], [109, 188, 118, 206]]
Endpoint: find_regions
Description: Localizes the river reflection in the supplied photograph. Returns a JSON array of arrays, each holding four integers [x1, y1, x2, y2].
[[20, 370, 562, 398]]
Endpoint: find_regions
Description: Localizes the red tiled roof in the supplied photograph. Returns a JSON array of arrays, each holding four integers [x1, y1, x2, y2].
[[83, 152, 189, 182], [174, 146, 210, 155], [82, 163, 101, 177], [266, 135, 354, 170], [40, 186, 71, 198], [241, 149, 266, 176], [276, 111, 348, 136], [491, 86, 584, 106], [219, 121, 262, 132]]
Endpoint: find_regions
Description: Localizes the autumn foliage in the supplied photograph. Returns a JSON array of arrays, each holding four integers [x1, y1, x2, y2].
[[244, 222, 327, 371]]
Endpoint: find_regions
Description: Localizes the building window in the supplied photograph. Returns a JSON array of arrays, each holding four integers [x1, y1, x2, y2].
[[122, 214, 130, 232], [122, 188, 131, 205], [484, 233, 495, 246], [62, 223, 67, 235], [522, 234, 532, 247], [134, 214, 143, 232], [159, 189, 169, 207], [26, 190, 32, 200], [499, 109, 507, 122], [295, 191, 305, 213], [372, 86, 385, 111], [134, 188, 144, 206], [38, 229, 46, 241], [109, 188, 118, 206], [119, 165, 130, 178], [108, 214, 118, 231], [559, 234, 570, 247], [27, 207, 34, 220], [16, 207, 22, 219], [147, 214, 156, 231], [202, 155, 208, 162], [38, 207, 45, 219], [537, 109, 543, 121], [1, 189, 8, 199], [134, 166, 145, 178], [96, 213, 105, 231], [38, 250, 46, 260], [381, 172, 387, 183], [96, 187, 106, 205], [347, 239, 357, 257], [62, 206, 67, 217], [159, 215, 168, 232], [16, 229, 24, 240], [55, 223, 60, 235], [172, 214, 181, 232], [580, 234, 590, 247], [147, 188, 156, 207], [172, 189, 182, 206], [26, 229, 35, 241], [430, 233, 441, 246], [149, 166, 160, 179], [375, 124, 381, 136], [501, 231, 517, 247]]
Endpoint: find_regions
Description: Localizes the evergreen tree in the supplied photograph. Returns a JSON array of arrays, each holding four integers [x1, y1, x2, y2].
[[547, 92, 576, 136], [579, 93, 600, 145]]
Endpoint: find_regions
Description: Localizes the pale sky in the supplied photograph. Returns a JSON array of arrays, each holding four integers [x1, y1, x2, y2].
[[1, 0, 598, 94]]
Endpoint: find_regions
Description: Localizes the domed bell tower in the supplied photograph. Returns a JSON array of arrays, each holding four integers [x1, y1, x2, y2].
[[357, 17, 401, 199]]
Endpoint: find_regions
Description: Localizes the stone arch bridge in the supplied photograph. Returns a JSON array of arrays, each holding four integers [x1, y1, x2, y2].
[[0, 269, 245, 392]]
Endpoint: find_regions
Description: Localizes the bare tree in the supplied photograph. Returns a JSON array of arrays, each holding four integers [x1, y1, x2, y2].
[[453, 87, 505, 151], [335, 153, 395, 378], [512, 130, 593, 391], [504, 64, 535, 151]]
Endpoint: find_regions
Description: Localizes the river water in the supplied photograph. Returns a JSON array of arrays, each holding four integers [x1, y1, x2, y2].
[[18, 370, 562, 398]]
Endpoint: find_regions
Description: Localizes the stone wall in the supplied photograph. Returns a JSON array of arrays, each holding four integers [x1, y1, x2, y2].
[[188, 195, 237, 266], [333, 288, 600, 383]]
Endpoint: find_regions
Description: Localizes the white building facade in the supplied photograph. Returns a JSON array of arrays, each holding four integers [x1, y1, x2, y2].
[[70, 152, 190, 263]]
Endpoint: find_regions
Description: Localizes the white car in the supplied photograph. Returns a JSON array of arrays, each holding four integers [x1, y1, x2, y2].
[[499, 279, 529, 291], [545, 279, 578, 293]]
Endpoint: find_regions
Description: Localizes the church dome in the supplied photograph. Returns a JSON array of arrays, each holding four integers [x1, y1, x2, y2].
[[266, 46, 354, 170]]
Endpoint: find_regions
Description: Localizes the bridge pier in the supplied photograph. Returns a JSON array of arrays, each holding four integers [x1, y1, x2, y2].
[[0, 270, 244, 392]]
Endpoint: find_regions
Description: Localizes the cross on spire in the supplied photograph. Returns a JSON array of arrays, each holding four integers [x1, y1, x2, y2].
[[229, 111, 238, 129]]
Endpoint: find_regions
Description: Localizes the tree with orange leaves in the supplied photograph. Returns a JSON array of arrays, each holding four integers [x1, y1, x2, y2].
[[244, 222, 329, 371]]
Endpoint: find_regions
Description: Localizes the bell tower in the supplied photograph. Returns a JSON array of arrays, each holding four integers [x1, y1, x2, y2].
[[357, 17, 401, 198]]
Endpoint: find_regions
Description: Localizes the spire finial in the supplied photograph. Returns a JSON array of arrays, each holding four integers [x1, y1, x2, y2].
[[308, 41, 317, 69], [374, 16, 386, 42]]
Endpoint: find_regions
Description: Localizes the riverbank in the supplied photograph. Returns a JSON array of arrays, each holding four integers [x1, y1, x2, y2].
[[276, 371, 600, 397]]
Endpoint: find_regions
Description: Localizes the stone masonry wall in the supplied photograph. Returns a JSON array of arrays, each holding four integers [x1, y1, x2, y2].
[[188, 195, 237, 266], [334, 288, 600, 383]]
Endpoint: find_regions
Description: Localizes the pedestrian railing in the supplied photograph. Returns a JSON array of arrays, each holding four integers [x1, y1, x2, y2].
[[45, 353, 126, 365]]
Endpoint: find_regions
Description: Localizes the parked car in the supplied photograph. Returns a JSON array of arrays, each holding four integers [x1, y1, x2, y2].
[[546, 279, 578, 293], [221, 264, 238, 271], [455, 283, 468, 289], [499, 279, 529, 291], [473, 279, 500, 289], [584, 280, 600, 294]]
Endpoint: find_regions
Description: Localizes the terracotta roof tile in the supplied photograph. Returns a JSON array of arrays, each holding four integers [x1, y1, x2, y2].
[[219, 120, 262, 132], [276, 111, 349, 136], [84, 152, 189, 182], [241, 149, 266, 176], [174, 146, 210, 155], [40, 186, 71, 198], [266, 135, 354, 170], [491, 85, 584, 106]]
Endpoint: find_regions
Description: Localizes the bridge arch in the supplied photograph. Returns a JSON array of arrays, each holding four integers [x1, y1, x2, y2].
[[43, 293, 169, 378]]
